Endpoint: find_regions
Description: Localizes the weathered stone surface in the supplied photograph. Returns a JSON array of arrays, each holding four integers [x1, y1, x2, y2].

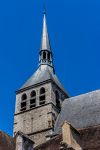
[[15, 131, 34, 150], [14, 80, 66, 146], [62, 121, 82, 150]]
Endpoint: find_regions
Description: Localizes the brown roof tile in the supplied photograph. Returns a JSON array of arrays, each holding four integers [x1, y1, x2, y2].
[[79, 125, 100, 150], [34, 134, 62, 150], [0, 131, 15, 150]]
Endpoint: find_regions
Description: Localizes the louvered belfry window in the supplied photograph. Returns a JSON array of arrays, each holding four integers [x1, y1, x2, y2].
[[39, 87, 46, 105], [21, 93, 27, 111], [30, 90, 36, 108]]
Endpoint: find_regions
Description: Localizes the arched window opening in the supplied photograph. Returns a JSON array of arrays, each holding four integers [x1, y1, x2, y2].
[[43, 51, 46, 60], [21, 93, 27, 101], [48, 52, 50, 61], [55, 91, 61, 111], [30, 91, 36, 108], [39, 87, 46, 105], [21, 94, 27, 111], [30, 90, 36, 98], [40, 87, 45, 94]]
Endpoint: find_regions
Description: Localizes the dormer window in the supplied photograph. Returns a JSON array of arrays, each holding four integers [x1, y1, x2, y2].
[[39, 87, 46, 105], [30, 90, 36, 108], [21, 93, 27, 111]]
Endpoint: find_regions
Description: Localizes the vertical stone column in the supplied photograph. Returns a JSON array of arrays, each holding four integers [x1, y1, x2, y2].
[[36, 89, 39, 106], [16, 133, 34, 150], [16, 136, 23, 150]]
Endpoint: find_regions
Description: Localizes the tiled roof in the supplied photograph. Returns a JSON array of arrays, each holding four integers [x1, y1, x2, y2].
[[0, 131, 15, 150], [54, 90, 100, 133], [34, 125, 100, 150], [19, 65, 68, 95], [34, 134, 62, 150], [79, 125, 100, 150]]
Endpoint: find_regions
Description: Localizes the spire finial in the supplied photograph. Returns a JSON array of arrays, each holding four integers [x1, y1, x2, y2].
[[39, 10, 54, 68], [43, 6, 46, 14], [43, 0, 46, 14], [40, 8, 51, 51]]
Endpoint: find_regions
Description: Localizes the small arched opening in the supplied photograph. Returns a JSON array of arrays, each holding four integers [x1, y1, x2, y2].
[[21, 93, 27, 111], [39, 87, 46, 105], [30, 90, 36, 108], [43, 51, 46, 60]]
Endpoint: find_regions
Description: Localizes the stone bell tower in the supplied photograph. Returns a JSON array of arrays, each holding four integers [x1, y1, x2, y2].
[[14, 12, 69, 146]]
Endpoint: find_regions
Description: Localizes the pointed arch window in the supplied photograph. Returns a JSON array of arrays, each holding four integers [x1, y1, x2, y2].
[[30, 90, 36, 108], [55, 91, 61, 111], [21, 93, 27, 111], [39, 87, 46, 105]]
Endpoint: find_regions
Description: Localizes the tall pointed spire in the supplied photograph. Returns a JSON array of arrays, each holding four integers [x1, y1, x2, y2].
[[39, 11, 53, 68], [40, 12, 51, 51]]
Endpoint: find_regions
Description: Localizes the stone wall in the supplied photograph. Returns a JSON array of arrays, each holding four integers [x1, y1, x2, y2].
[[30, 129, 53, 147], [15, 82, 52, 114], [51, 82, 67, 106], [14, 81, 66, 146], [14, 104, 53, 134]]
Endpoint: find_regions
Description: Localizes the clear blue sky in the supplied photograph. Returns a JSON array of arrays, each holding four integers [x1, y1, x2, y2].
[[0, 0, 100, 136]]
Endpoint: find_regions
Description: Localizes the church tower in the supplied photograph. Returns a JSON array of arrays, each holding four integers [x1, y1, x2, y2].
[[14, 12, 69, 146]]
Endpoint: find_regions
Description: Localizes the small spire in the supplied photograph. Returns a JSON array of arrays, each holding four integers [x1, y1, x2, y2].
[[40, 11, 51, 51], [39, 10, 54, 69]]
